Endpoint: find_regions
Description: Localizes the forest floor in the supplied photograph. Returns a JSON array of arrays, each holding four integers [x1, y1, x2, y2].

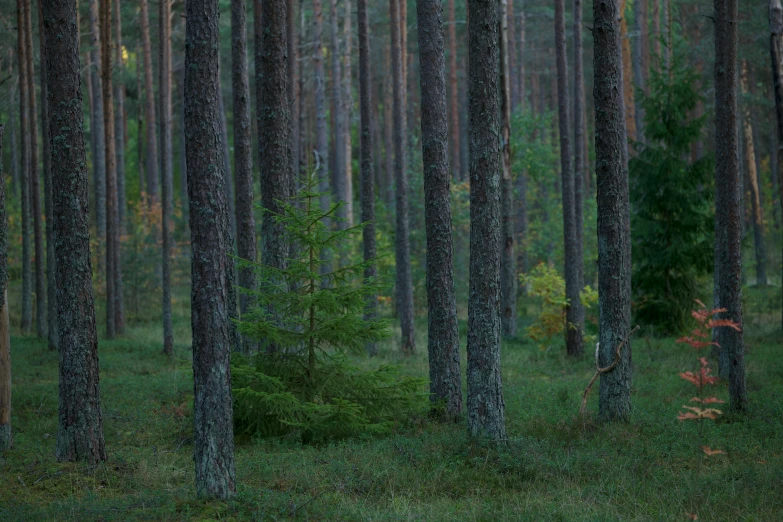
[[1, 285, 782, 521]]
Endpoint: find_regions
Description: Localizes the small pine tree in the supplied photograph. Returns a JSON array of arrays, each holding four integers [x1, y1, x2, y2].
[[232, 172, 426, 443], [630, 55, 714, 334]]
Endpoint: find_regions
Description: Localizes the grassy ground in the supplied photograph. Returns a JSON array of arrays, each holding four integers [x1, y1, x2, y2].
[[1, 284, 782, 521]]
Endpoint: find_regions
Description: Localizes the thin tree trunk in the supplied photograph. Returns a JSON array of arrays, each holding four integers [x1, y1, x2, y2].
[[178, 64, 188, 221], [114, 0, 126, 232], [160, 0, 173, 355], [136, 44, 145, 197], [466, 0, 506, 442], [42, 0, 107, 463], [383, 45, 395, 207], [38, 0, 58, 351], [184, 0, 237, 498], [218, 87, 237, 242], [288, 0, 299, 190], [769, 0, 783, 327], [9, 78, 20, 200], [417, 0, 462, 418], [390, 0, 416, 355], [507, 0, 517, 112], [17, 0, 32, 334], [500, 0, 516, 339], [447, 0, 461, 180], [0, 125, 10, 451], [556, 0, 583, 356], [233, 0, 256, 324], [343, 0, 354, 225], [88, 0, 107, 266], [518, 5, 526, 109], [140, 0, 159, 201], [594, 0, 632, 422], [358, 0, 379, 356], [633, 0, 648, 142], [573, 0, 586, 307], [329, 0, 348, 226], [662, 0, 671, 70], [516, 5, 528, 283], [651, 0, 660, 59], [313, 0, 330, 214], [619, 0, 636, 143]]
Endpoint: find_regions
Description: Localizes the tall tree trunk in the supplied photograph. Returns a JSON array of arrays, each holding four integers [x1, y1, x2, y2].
[[329, 0, 348, 226], [651, 0, 660, 59], [518, 5, 526, 109], [619, 0, 636, 143], [233, 0, 256, 323], [100, 0, 119, 339], [136, 44, 145, 197], [662, 0, 671, 70], [390, 0, 416, 355], [516, 3, 528, 285], [417, 0, 462, 418], [17, 0, 32, 334], [447, 0, 461, 180], [507, 0, 517, 111], [383, 45, 395, 207], [38, 0, 58, 351], [769, 0, 783, 327], [178, 64, 188, 222], [556, 0, 583, 356], [343, 0, 354, 225], [218, 87, 237, 242], [500, 0, 516, 338], [42, 0, 107, 463], [259, 0, 292, 354], [358, 0, 379, 356], [0, 125, 10, 451], [594, 0, 632, 421], [467, 0, 506, 442], [113, 0, 126, 232], [740, 62, 767, 286], [9, 79, 20, 200], [24, 0, 46, 339], [573, 0, 586, 311], [88, 0, 107, 269], [184, 0, 237, 498], [713, 0, 746, 411], [313, 0, 330, 214], [633, 0, 648, 142], [288, 0, 299, 189], [139, 0, 159, 201], [160, 0, 173, 354]]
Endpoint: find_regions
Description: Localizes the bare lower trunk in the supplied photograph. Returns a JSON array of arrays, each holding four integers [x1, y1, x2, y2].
[[769, 0, 783, 328], [573, 0, 586, 292], [0, 127, 10, 451], [620, 0, 636, 144], [447, 0, 461, 180], [632, 0, 648, 143], [88, 0, 107, 267], [114, 0, 126, 232], [342, 0, 354, 225], [17, 0, 32, 335], [160, 0, 173, 354], [140, 0, 159, 201], [330, 0, 347, 226], [500, 0, 516, 338], [313, 0, 330, 213]]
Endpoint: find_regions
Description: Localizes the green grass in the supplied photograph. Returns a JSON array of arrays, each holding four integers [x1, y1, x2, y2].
[[1, 284, 782, 521]]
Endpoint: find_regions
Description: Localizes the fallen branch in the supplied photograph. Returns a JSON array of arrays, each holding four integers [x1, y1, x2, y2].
[[580, 325, 639, 417]]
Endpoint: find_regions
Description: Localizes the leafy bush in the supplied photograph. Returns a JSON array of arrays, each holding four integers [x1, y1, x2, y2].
[[232, 172, 427, 443]]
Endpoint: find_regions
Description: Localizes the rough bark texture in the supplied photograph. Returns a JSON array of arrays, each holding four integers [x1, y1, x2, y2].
[[358, 0, 379, 357], [329, 0, 347, 227], [500, 0, 516, 338], [390, 0, 416, 355], [88, 0, 107, 259], [619, 0, 636, 143], [218, 88, 237, 242], [556, 0, 584, 356], [313, 0, 330, 213], [38, 0, 58, 351], [573, 0, 586, 289], [160, 0, 173, 355], [633, 0, 648, 143], [185, 0, 237, 498], [769, 0, 783, 328], [713, 0, 747, 411], [113, 0, 126, 231], [739, 62, 767, 286], [25, 0, 46, 339], [233, 0, 256, 321], [9, 84, 20, 200], [342, 0, 354, 225], [518, 5, 526, 108], [43, 0, 107, 463], [594, 0, 633, 422], [140, 0, 159, 201], [383, 46, 394, 207], [18, 0, 32, 334], [417, 0, 462, 418], [467, 0, 506, 442], [447, 0, 461, 180], [0, 126, 10, 451], [651, 0, 660, 58]]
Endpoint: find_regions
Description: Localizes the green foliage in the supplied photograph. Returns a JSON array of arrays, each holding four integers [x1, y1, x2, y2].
[[232, 172, 426, 443], [630, 58, 714, 335], [521, 263, 597, 350]]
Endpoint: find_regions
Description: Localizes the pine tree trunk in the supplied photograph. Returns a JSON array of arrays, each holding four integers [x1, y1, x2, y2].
[[160, 0, 173, 355], [740, 62, 767, 286], [651, 0, 660, 59], [313, 0, 331, 213], [0, 125, 10, 451], [38, 0, 58, 352], [594, 0, 633, 422], [17, 0, 32, 335], [343, 0, 354, 225], [139, 0, 159, 201], [358, 0, 379, 356], [467, 0, 506, 442], [88, 0, 107, 263], [518, 6, 526, 109], [619, 0, 636, 144], [383, 45, 395, 207], [9, 83, 20, 200], [113, 0, 126, 232], [288, 0, 299, 190], [556, 0, 583, 356], [136, 45, 145, 197], [417, 0, 462, 418], [507, 0, 517, 112], [218, 88, 237, 242], [447, 0, 461, 180], [662, 0, 671, 70], [329, 0, 348, 227], [769, 0, 783, 328], [184, 0, 237, 498], [500, 0, 516, 338], [390, 0, 416, 355], [42, 0, 107, 463], [573, 0, 586, 293], [178, 64, 189, 222], [233, 0, 256, 323], [633, 0, 649, 142]]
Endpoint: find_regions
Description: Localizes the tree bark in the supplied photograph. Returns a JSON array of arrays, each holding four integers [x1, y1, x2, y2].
[[17, 0, 32, 335], [218, 86, 237, 242], [447, 0, 461, 180], [573, 0, 586, 292], [518, 5, 526, 109], [113, 0, 126, 232], [739, 62, 767, 286], [140, 0, 159, 201], [313, 0, 331, 214], [632, 0, 648, 143], [467, 0, 506, 442], [651, 0, 660, 59], [185, 0, 237, 498], [769, 0, 783, 327], [38, 0, 58, 351], [329, 0, 348, 227], [288, 0, 299, 190], [619, 0, 636, 144], [390, 0, 416, 355], [161, 0, 173, 355], [556, 0, 584, 356], [88, 0, 107, 267], [9, 79, 20, 201], [383, 45, 395, 207], [43, 0, 107, 463], [417, 0, 462, 418], [358, 0, 379, 356], [594, 0, 633, 421], [500, 0, 516, 338], [233, 0, 256, 323], [0, 125, 10, 451], [343, 0, 354, 225]]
